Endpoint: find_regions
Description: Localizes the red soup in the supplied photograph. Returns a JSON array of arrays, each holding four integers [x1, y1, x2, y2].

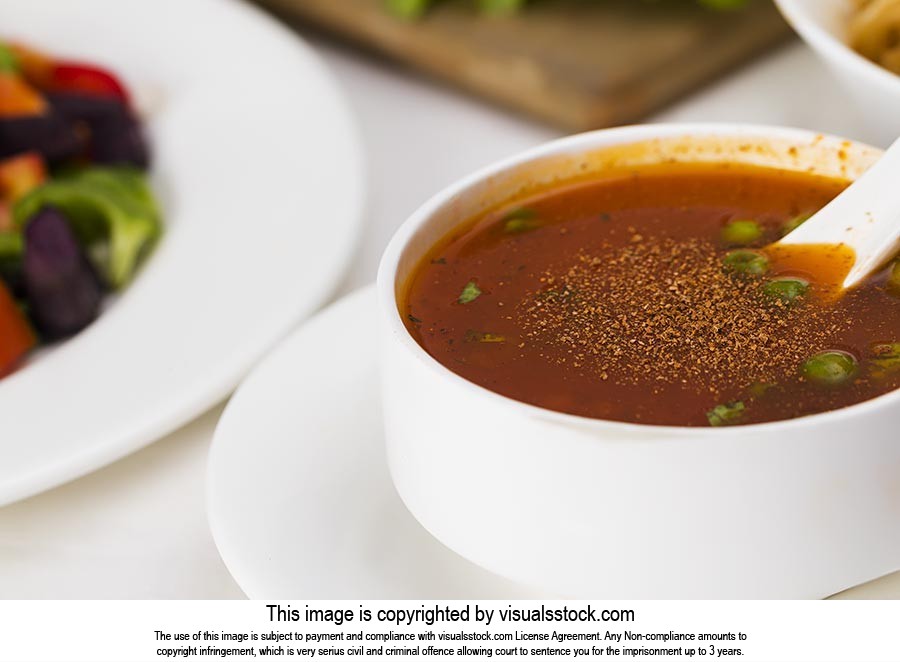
[[403, 164, 900, 427]]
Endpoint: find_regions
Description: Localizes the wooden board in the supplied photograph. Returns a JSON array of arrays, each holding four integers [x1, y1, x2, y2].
[[254, 0, 794, 130]]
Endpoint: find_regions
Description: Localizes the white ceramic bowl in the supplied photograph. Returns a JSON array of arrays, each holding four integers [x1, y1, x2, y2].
[[776, 0, 900, 145], [377, 124, 900, 599]]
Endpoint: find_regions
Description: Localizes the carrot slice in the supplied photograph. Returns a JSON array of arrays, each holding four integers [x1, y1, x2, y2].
[[9, 42, 55, 89], [0, 152, 47, 202], [0, 71, 46, 116]]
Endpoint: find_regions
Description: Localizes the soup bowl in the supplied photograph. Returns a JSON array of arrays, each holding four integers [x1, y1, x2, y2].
[[376, 124, 900, 598]]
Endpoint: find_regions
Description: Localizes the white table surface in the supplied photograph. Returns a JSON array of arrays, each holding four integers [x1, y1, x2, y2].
[[1, 28, 897, 599]]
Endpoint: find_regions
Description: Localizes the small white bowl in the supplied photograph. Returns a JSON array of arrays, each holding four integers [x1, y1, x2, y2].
[[377, 124, 900, 599], [776, 0, 900, 145]]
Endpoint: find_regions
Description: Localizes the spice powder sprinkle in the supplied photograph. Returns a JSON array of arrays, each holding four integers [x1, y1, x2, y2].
[[517, 238, 848, 395]]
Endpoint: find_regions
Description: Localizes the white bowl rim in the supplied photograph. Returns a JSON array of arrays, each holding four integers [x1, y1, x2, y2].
[[775, 0, 900, 94], [377, 122, 899, 439]]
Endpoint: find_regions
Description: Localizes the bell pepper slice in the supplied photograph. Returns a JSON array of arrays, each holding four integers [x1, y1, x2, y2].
[[0, 228, 23, 289], [14, 167, 160, 287], [0, 277, 35, 377], [0, 228, 21, 254], [9, 42, 129, 104], [51, 63, 130, 103]]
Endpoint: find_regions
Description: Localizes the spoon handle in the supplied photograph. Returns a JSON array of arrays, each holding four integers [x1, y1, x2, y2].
[[779, 137, 900, 289]]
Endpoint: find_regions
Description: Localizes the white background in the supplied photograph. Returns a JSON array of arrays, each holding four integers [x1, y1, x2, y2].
[[2, 600, 900, 661], [0, 28, 898, 598]]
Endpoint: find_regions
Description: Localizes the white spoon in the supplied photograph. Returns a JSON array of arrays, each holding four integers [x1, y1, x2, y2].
[[778, 136, 900, 289]]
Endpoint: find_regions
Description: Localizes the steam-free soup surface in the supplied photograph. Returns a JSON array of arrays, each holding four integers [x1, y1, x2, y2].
[[403, 165, 900, 426]]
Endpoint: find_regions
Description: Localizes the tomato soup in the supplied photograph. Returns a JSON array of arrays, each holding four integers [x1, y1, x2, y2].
[[402, 164, 900, 427]]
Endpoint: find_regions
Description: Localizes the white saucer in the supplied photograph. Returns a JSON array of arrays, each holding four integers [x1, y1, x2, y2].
[[207, 286, 538, 599], [207, 286, 900, 600]]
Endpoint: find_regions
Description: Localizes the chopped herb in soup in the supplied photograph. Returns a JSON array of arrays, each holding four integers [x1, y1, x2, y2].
[[403, 165, 900, 427]]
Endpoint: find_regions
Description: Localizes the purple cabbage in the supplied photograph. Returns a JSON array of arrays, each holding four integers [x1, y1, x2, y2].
[[22, 207, 103, 339], [0, 112, 83, 164], [0, 94, 149, 168], [48, 93, 149, 168]]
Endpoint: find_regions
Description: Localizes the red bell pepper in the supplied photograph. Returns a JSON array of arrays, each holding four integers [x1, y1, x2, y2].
[[0, 279, 35, 376], [0, 71, 46, 117], [11, 43, 129, 104], [0, 152, 47, 202], [51, 63, 130, 104]]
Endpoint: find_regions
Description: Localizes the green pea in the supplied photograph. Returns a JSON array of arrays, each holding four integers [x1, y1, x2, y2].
[[781, 213, 811, 237], [504, 212, 542, 235], [723, 249, 769, 276], [465, 330, 506, 343], [721, 219, 763, 246], [888, 261, 900, 295], [458, 281, 482, 304], [747, 382, 776, 399], [870, 342, 900, 360], [869, 342, 900, 378], [762, 277, 809, 304], [707, 401, 745, 427], [801, 350, 858, 386], [503, 207, 535, 220]]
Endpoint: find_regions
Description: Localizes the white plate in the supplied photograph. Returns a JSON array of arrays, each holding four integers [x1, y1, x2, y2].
[[0, 0, 364, 504], [208, 286, 538, 599], [207, 286, 900, 599]]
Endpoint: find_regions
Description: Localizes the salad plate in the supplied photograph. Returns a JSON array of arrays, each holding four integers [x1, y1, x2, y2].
[[0, 0, 364, 504], [207, 286, 900, 599]]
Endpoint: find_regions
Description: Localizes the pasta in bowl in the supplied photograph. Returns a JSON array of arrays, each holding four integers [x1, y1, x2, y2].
[[776, 0, 900, 143], [849, 0, 900, 73]]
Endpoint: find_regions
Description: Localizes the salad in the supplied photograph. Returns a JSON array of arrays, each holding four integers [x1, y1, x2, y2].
[[0, 40, 161, 377]]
